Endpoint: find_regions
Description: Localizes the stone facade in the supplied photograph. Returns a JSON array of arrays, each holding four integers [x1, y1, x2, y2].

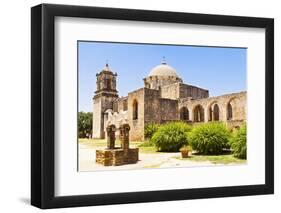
[[92, 61, 247, 141]]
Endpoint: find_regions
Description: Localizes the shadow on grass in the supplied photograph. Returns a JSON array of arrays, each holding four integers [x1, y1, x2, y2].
[[192, 150, 232, 156], [174, 151, 246, 165]]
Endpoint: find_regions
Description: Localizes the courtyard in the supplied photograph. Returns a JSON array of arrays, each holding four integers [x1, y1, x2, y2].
[[78, 138, 246, 172]]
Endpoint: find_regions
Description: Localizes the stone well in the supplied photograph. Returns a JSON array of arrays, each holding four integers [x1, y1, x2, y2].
[[96, 124, 139, 166]]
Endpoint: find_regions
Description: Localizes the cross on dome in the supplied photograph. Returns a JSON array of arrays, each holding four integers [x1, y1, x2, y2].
[[161, 56, 167, 64], [102, 60, 111, 72]]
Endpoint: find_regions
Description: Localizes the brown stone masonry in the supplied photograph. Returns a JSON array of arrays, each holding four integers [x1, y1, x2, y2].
[[96, 124, 139, 166]]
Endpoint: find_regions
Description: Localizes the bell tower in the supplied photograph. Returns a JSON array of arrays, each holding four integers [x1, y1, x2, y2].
[[92, 63, 118, 138]]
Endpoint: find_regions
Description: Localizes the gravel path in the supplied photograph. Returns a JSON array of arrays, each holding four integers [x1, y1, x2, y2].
[[78, 144, 214, 172]]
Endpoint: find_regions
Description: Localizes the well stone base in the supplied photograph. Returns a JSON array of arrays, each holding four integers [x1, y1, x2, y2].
[[96, 148, 139, 166]]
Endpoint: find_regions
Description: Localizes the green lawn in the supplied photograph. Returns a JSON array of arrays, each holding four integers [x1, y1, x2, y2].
[[173, 153, 246, 164], [78, 138, 158, 154]]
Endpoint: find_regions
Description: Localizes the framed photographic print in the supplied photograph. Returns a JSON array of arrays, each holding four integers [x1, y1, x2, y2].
[[31, 3, 274, 209]]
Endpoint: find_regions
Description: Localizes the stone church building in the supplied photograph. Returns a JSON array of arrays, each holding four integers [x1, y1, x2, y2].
[[92, 60, 246, 141]]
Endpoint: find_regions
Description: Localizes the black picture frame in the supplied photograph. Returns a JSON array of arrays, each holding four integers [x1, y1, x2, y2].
[[31, 3, 274, 209]]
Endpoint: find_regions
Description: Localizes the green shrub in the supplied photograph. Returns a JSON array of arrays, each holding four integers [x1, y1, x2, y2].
[[230, 124, 247, 159], [151, 122, 192, 152], [144, 123, 160, 140], [188, 122, 231, 155]]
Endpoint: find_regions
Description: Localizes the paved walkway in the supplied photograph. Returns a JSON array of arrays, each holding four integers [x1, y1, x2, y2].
[[78, 144, 215, 172]]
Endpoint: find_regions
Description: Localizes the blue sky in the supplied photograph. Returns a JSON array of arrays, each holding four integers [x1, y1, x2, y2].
[[78, 41, 246, 112]]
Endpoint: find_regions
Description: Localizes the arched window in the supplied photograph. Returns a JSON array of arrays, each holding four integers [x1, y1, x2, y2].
[[133, 100, 138, 120], [180, 107, 189, 120], [193, 105, 204, 122], [227, 103, 233, 120], [213, 104, 220, 121]]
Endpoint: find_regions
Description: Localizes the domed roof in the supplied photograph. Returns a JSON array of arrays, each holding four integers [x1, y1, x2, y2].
[[148, 58, 179, 77]]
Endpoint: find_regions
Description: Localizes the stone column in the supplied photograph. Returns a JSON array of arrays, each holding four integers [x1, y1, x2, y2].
[[204, 105, 208, 123], [106, 125, 116, 149], [119, 124, 130, 150]]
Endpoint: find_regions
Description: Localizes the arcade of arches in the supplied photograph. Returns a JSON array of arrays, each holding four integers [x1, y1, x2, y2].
[[179, 97, 241, 123]]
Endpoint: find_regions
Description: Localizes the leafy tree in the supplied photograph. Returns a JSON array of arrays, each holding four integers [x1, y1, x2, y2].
[[78, 112, 93, 138]]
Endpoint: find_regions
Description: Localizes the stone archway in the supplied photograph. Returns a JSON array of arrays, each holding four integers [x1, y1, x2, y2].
[[227, 102, 233, 120], [208, 102, 220, 121], [213, 104, 220, 121], [180, 107, 189, 121], [193, 105, 204, 122], [227, 97, 236, 120]]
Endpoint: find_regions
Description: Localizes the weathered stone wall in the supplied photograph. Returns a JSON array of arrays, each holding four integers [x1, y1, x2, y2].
[[143, 88, 161, 125], [160, 82, 209, 100], [160, 83, 180, 100], [179, 83, 209, 99], [113, 96, 128, 112], [128, 88, 145, 141], [127, 87, 181, 141], [178, 91, 247, 123], [143, 75, 182, 90], [143, 89, 178, 129], [159, 98, 179, 122]]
